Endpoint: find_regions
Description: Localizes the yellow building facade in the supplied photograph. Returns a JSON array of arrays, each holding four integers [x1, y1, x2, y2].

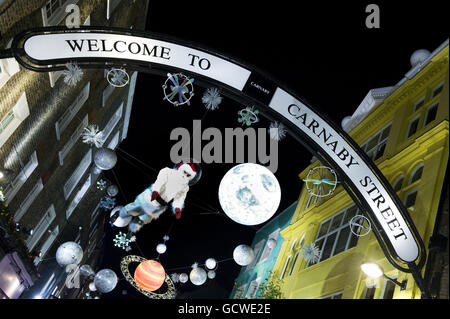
[[272, 42, 449, 299]]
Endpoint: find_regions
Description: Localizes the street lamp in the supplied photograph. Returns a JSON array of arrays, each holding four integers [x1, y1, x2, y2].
[[361, 262, 407, 291]]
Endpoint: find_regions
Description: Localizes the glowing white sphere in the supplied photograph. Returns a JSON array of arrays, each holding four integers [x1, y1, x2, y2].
[[79, 264, 95, 277], [156, 243, 167, 254], [341, 116, 352, 128], [107, 184, 119, 197], [89, 282, 97, 291], [94, 269, 118, 293], [110, 206, 131, 227], [267, 238, 277, 249], [233, 244, 255, 266], [207, 270, 216, 279], [94, 148, 117, 170], [189, 267, 207, 286], [56, 241, 83, 266], [410, 49, 431, 67], [179, 273, 189, 283], [218, 163, 281, 225], [205, 258, 217, 270]]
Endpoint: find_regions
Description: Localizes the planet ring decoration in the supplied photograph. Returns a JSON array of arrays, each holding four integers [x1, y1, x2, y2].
[[120, 255, 176, 299]]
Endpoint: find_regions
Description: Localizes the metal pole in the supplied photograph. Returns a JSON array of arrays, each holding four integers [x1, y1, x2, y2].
[[408, 262, 432, 299]]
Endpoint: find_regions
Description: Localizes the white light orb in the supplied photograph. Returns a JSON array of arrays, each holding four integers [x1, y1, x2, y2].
[[267, 238, 277, 249], [89, 282, 97, 291], [79, 264, 95, 277], [361, 262, 384, 278], [207, 270, 216, 279], [56, 241, 83, 266], [110, 206, 131, 227], [410, 49, 431, 67], [179, 273, 189, 283], [189, 267, 207, 286], [218, 163, 281, 225], [205, 258, 217, 270], [233, 244, 255, 266], [107, 184, 119, 197], [94, 148, 117, 170], [341, 116, 352, 128], [94, 269, 118, 293], [156, 243, 167, 254]]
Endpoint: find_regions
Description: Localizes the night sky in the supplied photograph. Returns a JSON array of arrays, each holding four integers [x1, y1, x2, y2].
[[97, 1, 448, 299]]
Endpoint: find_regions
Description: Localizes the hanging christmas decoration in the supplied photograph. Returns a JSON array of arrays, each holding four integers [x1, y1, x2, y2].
[[107, 68, 130, 87], [82, 125, 104, 148], [89, 282, 97, 291], [300, 242, 321, 264], [237, 106, 259, 126], [100, 196, 116, 210], [120, 255, 176, 299], [269, 121, 287, 141], [94, 148, 117, 171], [189, 266, 207, 286], [94, 269, 118, 293], [218, 163, 281, 226], [349, 215, 372, 237], [106, 184, 119, 197], [113, 231, 134, 251], [179, 273, 189, 284], [55, 241, 83, 266], [233, 244, 255, 266], [162, 73, 195, 106], [63, 62, 83, 86], [110, 206, 132, 227], [79, 264, 95, 278], [303, 166, 338, 204], [109, 161, 201, 234], [205, 258, 217, 270], [202, 87, 222, 110], [207, 270, 216, 279], [96, 179, 108, 191], [156, 243, 167, 254], [170, 273, 180, 284]]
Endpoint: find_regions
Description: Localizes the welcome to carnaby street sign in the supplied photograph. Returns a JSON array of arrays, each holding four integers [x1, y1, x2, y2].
[[8, 26, 427, 272]]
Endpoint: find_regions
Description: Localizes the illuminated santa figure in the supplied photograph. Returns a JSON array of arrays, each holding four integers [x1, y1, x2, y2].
[[111, 161, 201, 233]]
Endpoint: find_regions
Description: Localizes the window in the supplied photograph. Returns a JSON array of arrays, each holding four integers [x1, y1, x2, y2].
[[305, 194, 314, 209], [361, 123, 391, 161], [4, 151, 38, 204], [320, 291, 343, 299], [392, 175, 404, 193], [107, 129, 120, 150], [0, 55, 20, 90], [310, 205, 359, 265], [406, 115, 420, 139], [280, 255, 291, 279], [413, 96, 425, 113], [13, 178, 44, 222], [26, 204, 56, 251], [63, 149, 92, 199], [363, 286, 376, 299], [0, 93, 30, 148], [288, 251, 300, 276], [41, 0, 79, 26], [424, 102, 438, 127], [258, 229, 280, 264], [102, 84, 116, 107], [245, 278, 261, 298], [58, 114, 88, 165], [87, 238, 98, 259], [34, 226, 59, 265], [409, 164, 423, 184], [380, 275, 398, 299], [55, 82, 90, 140], [404, 189, 418, 210], [106, 0, 122, 20], [102, 102, 123, 142], [431, 81, 444, 99], [122, 72, 138, 141], [66, 174, 91, 219], [245, 240, 264, 271]]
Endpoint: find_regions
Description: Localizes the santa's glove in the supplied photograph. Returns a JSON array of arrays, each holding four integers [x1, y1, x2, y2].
[[151, 191, 160, 201], [175, 208, 182, 220]]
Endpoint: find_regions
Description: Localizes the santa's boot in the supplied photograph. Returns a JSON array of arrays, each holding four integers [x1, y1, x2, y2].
[[128, 217, 145, 233]]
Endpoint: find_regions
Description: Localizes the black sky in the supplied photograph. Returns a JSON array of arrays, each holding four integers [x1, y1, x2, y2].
[[98, 1, 448, 299]]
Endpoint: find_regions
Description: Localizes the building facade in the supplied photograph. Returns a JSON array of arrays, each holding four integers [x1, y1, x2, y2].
[[230, 201, 296, 299], [0, 0, 149, 299], [271, 41, 449, 299]]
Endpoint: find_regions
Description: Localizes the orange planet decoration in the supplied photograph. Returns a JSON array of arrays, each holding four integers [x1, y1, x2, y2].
[[134, 260, 166, 292]]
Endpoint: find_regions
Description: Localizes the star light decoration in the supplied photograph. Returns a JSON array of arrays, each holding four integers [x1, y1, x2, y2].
[[269, 121, 287, 141], [237, 106, 259, 126], [63, 62, 83, 86], [202, 87, 223, 110], [96, 179, 108, 191], [82, 125, 104, 148], [100, 196, 116, 210], [107, 68, 130, 87], [162, 73, 195, 106], [300, 242, 321, 264], [113, 232, 136, 251], [170, 273, 180, 284]]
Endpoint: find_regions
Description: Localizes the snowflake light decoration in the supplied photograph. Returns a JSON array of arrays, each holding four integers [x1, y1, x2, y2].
[[100, 196, 116, 210], [96, 179, 108, 191], [170, 273, 180, 284], [82, 125, 104, 148], [300, 242, 321, 264], [202, 87, 222, 110], [191, 262, 199, 269], [113, 232, 132, 251], [63, 62, 83, 86], [162, 73, 195, 106], [107, 68, 130, 87], [163, 235, 169, 242], [237, 106, 259, 126], [269, 121, 287, 141]]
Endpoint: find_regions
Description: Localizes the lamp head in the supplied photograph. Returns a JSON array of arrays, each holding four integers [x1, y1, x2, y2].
[[361, 262, 384, 278]]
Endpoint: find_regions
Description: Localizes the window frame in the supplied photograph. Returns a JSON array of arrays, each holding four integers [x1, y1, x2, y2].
[[431, 81, 445, 99], [405, 114, 421, 140], [361, 122, 392, 161], [423, 101, 439, 127], [413, 96, 426, 113]]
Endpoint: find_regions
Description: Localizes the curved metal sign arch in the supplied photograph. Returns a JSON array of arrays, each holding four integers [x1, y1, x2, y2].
[[7, 26, 426, 272]]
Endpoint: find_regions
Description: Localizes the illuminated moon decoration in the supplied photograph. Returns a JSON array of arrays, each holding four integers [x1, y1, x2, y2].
[[55, 241, 83, 266], [218, 163, 281, 226], [233, 244, 255, 266], [205, 258, 217, 270], [107, 184, 119, 197], [156, 243, 167, 254], [207, 271, 216, 279], [120, 255, 176, 299], [134, 260, 166, 292], [179, 273, 189, 284], [94, 148, 117, 170], [94, 269, 118, 293], [189, 267, 207, 286]]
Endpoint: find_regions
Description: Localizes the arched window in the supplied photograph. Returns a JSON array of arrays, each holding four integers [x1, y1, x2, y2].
[[409, 164, 424, 185], [280, 255, 291, 280], [288, 251, 300, 276], [393, 175, 404, 192]]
